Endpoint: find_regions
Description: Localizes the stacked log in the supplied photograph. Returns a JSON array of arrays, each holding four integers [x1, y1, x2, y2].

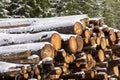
[[0, 15, 120, 80]]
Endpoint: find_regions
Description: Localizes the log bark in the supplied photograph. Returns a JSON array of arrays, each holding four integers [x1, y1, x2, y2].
[[0, 49, 31, 61], [4, 55, 40, 64]]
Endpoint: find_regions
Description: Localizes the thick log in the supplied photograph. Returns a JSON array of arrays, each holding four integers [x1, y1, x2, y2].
[[0, 31, 57, 46], [0, 42, 55, 59], [0, 19, 36, 29], [0, 15, 88, 34]]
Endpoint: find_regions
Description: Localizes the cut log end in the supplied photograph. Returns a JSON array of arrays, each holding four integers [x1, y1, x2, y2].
[[109, 29, 116, 44], [84, 29, 91, 39], [101, 37, 107, 50], [69, 36, 77, 53], [98, 49, 105, 62], [40, 44, 55, 59], [74, 22, 83, 35], [76, 36, 83, 52], [51, 33, 61, 51]]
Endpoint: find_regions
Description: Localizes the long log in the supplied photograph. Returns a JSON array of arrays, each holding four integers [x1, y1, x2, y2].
[[0, 15, 88, 34], [0, 42, 55, 59], [0, 31, 57, 46]]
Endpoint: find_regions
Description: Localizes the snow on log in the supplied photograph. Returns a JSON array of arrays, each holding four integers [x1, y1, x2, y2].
[[0, 31, 57, 46], [0, 61, 27, 73], [0, 42, 55, 59], [0, 15, 88, 34], [0, 19, 37, 28]]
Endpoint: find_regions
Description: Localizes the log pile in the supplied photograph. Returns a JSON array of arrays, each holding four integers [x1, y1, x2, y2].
[[0, 15, 120, 80]]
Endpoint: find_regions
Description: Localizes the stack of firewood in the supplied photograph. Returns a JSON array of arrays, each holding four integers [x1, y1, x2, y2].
[[0, 15, 120, 80]]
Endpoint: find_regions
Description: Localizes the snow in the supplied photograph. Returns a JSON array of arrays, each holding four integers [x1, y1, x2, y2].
[[91, 44, 97, 48], [96, 67, 107, 71], [0, 61, 23, 73], [97, 72, 106, 75], [0, 31, 57, 46], [60, 33, 76, 41], [90, 17, 103, 20], [54, 67, 61, 70], [0, 19, 38, 27], [37, 57, 53, 65], [77, 56, 86, 61], [0, 49, 27, 55], [42, 57, 53, 63], [28, 55, 39, 59], [28, 78, 37, 80]]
